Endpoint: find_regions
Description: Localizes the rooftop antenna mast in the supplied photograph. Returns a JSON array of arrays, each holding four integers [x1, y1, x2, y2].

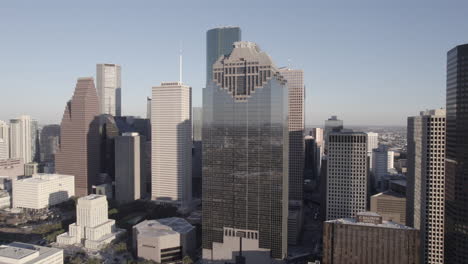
[[179, 41, 183, 83]]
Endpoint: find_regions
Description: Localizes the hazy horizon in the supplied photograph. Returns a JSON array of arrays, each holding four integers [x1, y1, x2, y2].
[[1, 0, 467, 126]]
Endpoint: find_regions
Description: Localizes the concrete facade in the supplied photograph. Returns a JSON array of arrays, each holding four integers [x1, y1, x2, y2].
[[96, 64, 121, 116], [0, 242, 63, 264], [115, 132, 146, 204], [151, 82, 192, 210], [133, 218, 195, 263], [56, 194, 124, 250], [323, 212, 420, 264], [12, 173, 74, 210], [0, 159, 24, 179], [371, 191, 406, 225]]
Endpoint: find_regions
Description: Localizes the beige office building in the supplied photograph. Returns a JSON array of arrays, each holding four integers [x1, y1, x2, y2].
[[56, 194, 124, 249], [371, 191, 406, 225], [0, 242, 63, 264], [9, 115, 32, 164], [151, 82, 192, 211], [323, 212, 419, 264], [12, 173, 75, 210], [96, 63, 121, 116]]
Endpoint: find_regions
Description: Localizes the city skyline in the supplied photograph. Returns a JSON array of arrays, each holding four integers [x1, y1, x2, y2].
[[2, 1, 467, 126]]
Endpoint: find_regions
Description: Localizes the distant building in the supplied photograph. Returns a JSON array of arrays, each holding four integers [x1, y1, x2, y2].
[[0, 121, 9, 160], [0, 159, 24, 179], [56, 194, 124, 249], [366, 132, 378, 170], [407, 109, 446, 263], [0, 242, 63, 264], [55, 77, 100, 197], [324, 115, 343, 148], [151, 82, 192, 211], [24, 162, 38, 176], [97, 63, 121, 116], [206, 26, 241, 84], [0, 191, 11, 209], [133, 218, 195, 264], [115, 132, 146, 204], [445, 44, 468, 263], [146, 97, 152, 119], [326, 132, 368, 220], [323, 212, 420, 264], [39, 124, 60, 173], [192, 107, 202, 142], [311, 127, 324, 146], [371, 191, 406, 225], [372, 145, 392, 190], [12, 173, 74, 210], [9, 115, 32, 163]]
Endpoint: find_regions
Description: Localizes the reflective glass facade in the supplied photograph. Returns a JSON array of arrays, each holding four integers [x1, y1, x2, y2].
[[445, 44, 468, 263], [206, 27, 241, 84], [202, 42, 288, 260]]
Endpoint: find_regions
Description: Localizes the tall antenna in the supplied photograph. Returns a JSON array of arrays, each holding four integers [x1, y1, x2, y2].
[[179, 41, 183, 83]]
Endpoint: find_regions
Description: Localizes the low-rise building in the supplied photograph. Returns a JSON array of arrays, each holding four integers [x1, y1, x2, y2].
[[0, 242, 63, 264], [56, 194, 124, 250], [0, 190, 11, 209], [12, 173, 74, 210], [370, 191, 406, 225], [133, 218, 195, 263], [323, 212, 419, 264], [0, 159, 24, 179]]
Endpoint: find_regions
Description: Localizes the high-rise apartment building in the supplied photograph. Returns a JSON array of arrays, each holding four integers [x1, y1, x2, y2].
[[115, 132, 146, 204], [56, 77, 100, 197], [0, 121, 8, 160], [326, 132, 368, 220], [323, 212, 420, 264], [9, 115, 32, 163], [151, 82, 192, 210], [445, 43, 468, 263], [202, 41, 289, 262], [407, 109, 446, 263], [96, 63, 121, 116], [279, 67, 304, 203], [206, 27, 241, 84]]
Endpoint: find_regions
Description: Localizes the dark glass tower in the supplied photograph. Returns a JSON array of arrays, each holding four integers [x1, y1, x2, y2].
[[202, 42, 288, 262], [206, 27, 241, 84], [445, 44, 468, 263]]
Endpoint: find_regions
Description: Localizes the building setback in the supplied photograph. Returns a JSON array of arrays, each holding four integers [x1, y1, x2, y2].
[[55, 77, 100, 197], [326, 132, 368, 220], [151, 82, 192, 210], [96, 63, 122, 116], [407, 109, 445, 263], [202, 41, 289, 262], [323, 212, 420, 264], [445, 43, 468, 263]]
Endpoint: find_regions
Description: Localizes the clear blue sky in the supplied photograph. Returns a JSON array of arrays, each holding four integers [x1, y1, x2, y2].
[[1, 0, 467, 126]]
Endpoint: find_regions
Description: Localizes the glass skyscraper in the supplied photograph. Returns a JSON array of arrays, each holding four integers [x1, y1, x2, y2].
[[445, 43, 468, 263], [206, 27, 241, 84], [202, 41, 288, 262]]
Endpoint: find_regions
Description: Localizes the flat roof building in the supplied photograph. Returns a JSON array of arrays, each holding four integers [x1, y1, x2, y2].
[[0, 242, 63, 264], [371, 190, 406, 225], [323, 212, 419, 264], [133, 218, 195, 264], [12, 173, 74, 210]]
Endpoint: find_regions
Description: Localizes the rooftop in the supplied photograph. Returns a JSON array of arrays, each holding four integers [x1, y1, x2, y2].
[[0, 242, 62, 263], [14, 173, 73, 183], [80, 194, 106, 201], [134, 217, 194, 238]]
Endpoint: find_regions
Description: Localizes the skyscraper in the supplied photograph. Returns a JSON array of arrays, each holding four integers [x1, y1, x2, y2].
[[202, 41, 289, 262], [279, 67, 304, 203], [151, 82, 192, 210], [445, 43, 468, 263], [324, 115, 343, 153], [56, 77, 100, 197], [0, 121, 9, 160], [372, 144, 391, 190], [326, 132, 368, 220], [39, 124, 60, 164], [206, 27, 241, 84], [115, 132, 146, 204], [407, 109, 446, 263], [96, 63, 122, 116], [9, 115, 32, 163], [366, 132, 378, 170]]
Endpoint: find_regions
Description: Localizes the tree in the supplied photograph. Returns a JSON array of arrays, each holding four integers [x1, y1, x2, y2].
[[183, 255, 193, 264]]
